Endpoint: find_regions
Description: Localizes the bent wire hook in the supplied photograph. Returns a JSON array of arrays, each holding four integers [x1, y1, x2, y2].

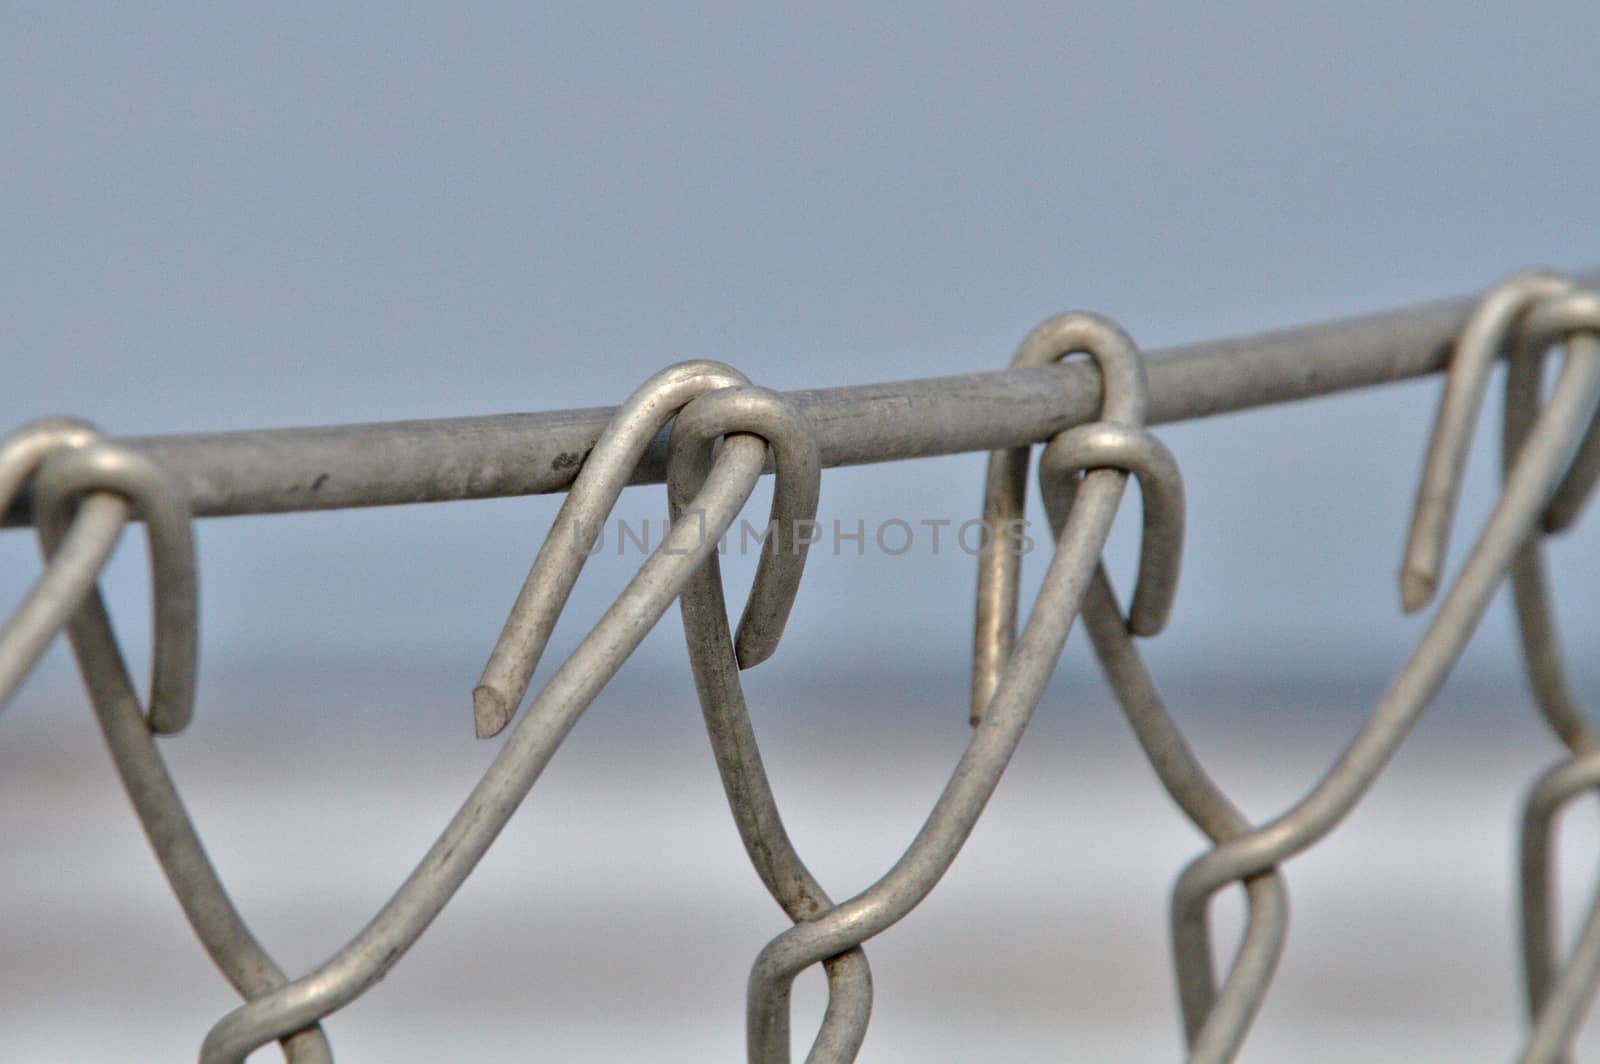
[[29, 438, 334, 1063], [32, 440, 199, 734], [669, 386, 820, 673], [1501, 291, 1600, 1063], [1037, 419, 1184, 616], [1000, 336, 1282, 1058], [1172, 278, 1600, 1063], [1504, 291, 1600, 755], [473, 359, 809, 738], [1399, 269, 1584, 613], [741, 315, 1156, 1063], [201, 363, 802, 1064], [0, 418, 113, 710], [667, 386, 874, 1062], [970, 312, 1171, 725]]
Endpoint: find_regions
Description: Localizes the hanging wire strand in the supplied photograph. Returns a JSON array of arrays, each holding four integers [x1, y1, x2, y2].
[[667, 386, 874, 1062], [746, 458, 1124, 1063], [741, 314, 1163, 1062], [29, 439, 334, 1063], [1030, 420, 1288, 1059], [1504, 293, 1600, 754], [965, 311, 1292, 1061], [1497, 292, 1600, 1063], [1075, 564, 1289, 1063]]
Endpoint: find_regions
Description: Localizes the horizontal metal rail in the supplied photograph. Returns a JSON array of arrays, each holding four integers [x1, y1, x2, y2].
[[8, 269, 1598, 527]]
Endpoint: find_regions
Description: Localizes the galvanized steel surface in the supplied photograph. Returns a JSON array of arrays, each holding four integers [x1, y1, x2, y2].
[[0, 273, 1597, 1061], [2, 269, 1598, 528]]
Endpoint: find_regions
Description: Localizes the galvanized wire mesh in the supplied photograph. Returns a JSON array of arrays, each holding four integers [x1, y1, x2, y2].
[[2, 271, 1597, 1062]]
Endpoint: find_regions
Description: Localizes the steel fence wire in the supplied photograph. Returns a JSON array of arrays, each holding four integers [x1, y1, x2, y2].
[[0, 271, 1596, 1061]]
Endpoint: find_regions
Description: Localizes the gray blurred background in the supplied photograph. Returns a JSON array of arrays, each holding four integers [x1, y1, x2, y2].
[[2, 3, 1599, 1060]]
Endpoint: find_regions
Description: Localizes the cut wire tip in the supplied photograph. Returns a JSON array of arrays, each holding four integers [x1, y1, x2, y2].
[[1399, 567, 1437, 615], [733, 626, 780, 670], [1543, 501, 1581, 536], [472, 685, 512, 740]]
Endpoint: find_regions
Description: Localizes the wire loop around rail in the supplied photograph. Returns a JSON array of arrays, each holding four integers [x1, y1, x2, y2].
[[969, 311, 1150, 725], [0, 418, 112, 712]]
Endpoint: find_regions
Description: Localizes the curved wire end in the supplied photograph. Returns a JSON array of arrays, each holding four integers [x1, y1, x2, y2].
[[0, 418, 110, 713], [729, 552, 807, 670], [1509, 289, 1600, 545], [1518, 754, 1600, 1062], [1401, 269, 1574, 617], [667, 385, 821, 676], [1037, 421, 1184, 638], [472, 684, 513, 739], [1543, 494, 1585, 536], [968, 678, 993, 728], [33, 440, 199, 736], [1541, 416, 1600, 535]]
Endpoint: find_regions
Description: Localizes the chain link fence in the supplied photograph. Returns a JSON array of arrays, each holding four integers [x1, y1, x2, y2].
[[3, 270, 1598, 1062]]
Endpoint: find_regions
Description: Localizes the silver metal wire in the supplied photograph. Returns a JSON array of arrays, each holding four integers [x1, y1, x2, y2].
[[970, 311, 1153, 724], [32, 440, 200, 735], [18, 269, 1600, 528], [29, 438, 334, 1063], [667, 386, 874, 1063], [0, 418, 111, 710], [1168, 278, 1600, 1063], [1401, 270, 1575, 613], [473, 359, 751, 738], [1496, 292, 1600, 1064], [0, 272, 1596, 1061], [199, 364, 797, 1063], [747, 465, 1125, 1062], [1076, 563, 1289, 1063], [733, 315, 1168, 1063], [1030, 419, 1287, 1058], [1403, 277, 1600, 1063]]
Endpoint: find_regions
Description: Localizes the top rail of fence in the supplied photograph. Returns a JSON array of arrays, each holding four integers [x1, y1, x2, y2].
[[8, 269, 1598, 528]]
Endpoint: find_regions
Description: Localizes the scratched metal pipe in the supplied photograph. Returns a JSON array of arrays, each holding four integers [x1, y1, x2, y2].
[[6, 270, 1600, 527]]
